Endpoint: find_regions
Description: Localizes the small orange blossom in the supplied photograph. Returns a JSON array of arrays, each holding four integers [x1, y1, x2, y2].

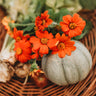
[[35, 10, 53, 31], [2, 17, 14, 37], [13, 28, 30, 42], [60, 13, 86, 38], [51, 33, 76, 58], [30, 31, 57, 55], [14, 40, 32, 63]]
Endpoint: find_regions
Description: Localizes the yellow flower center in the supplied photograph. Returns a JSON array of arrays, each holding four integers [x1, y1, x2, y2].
[[16, 37, 21, 42], [16, 48, 22, 55], [42, 20, 46, 25], [69, 23, 77, 30], [41, 38, 48, 45], [57, 42, 65, 50]]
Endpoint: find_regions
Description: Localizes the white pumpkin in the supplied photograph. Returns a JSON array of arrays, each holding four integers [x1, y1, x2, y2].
[[42, 41, 92, 85]]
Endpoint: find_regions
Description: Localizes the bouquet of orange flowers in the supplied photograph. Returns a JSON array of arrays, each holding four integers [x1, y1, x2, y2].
[[1, 10, 92, 87], [9, 11, 86, 62]]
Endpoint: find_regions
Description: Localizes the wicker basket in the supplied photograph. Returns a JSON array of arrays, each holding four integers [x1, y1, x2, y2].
[[0, 9, 96, 96]]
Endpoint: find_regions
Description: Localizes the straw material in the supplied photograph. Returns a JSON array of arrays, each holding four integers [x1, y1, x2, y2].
[[0, 6, 6, 51], [0, 9, 96, 96]]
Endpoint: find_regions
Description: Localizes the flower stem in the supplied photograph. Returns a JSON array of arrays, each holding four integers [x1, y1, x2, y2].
[[23, 74, 29, 85], [10, 23, 34, 28]]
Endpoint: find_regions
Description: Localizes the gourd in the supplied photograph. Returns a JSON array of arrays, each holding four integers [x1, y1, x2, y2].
[[42, 41, 92, 85]]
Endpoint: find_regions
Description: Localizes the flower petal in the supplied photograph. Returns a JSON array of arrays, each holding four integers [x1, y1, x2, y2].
[[64, 48, 72, 56], [52, 51, 58, 54], [64, 41, 75, 46], [14, 27, 17, 33], [30, 36, 40, 44], [60, 33, 70, 42], [72, 13, 81, 24], [46, 19, 53, 26], [33, 43, 41, 51], [68, 30, 77, 38], [30, 36, 41, 50], [36, 30, 48, 39], [62, 15, 72, 24], [47, 39, 58, 49], [70, 46, 76, 51], [74, 28, 82, 35], [19, 54, 31, 63], [46, 33, 53, 39], [72, 13, 86, 29], [39, 45, 49, 54], [55, 33, 60, 40], [58, 50, 65, 58], [31, 52, 39, 60], [60, 24, 69, 32], [77, 21, 86, 30]]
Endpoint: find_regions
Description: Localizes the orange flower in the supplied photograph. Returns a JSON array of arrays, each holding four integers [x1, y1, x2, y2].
[[35, 10, 53, 31], [2, 17, 14, 37], [14, 40, 32, 63], [13, 28, 30, 42], [60, 13, 86, 37], [51, 33, 76, 58], [30, 31, 57, 55], [31, 49, 39, 60]]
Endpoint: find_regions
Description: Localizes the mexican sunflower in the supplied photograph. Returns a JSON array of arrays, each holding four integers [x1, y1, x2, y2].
[[13, 28, 30, 42], [14, 40, 32, 63], [2, 17, 14, 37], [30, 31, 57, 55], [35, 10, 53, 31], [31, 49, 39, 60], [51, 33, 76, 58], [60, 13, 86, 38]]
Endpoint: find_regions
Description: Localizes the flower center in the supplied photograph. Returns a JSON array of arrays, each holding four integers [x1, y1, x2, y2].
[[16, 48, 22, 55], [42, 20, 46, 25], [41, 38, 48, 45], [57, 42, 65, 50], [16, 37, 21, 42], [69, 23, 77, 30]]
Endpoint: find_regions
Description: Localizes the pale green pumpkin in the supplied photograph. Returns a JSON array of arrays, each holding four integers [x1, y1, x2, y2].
[[42, 41, 92, 85]]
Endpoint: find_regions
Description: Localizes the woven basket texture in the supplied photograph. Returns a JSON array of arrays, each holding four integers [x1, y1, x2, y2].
[[0, 8, 96, 96]]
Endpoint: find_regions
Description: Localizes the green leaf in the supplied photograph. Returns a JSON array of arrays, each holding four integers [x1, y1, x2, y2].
[[48, 9, 54, 17], [55, 8, 71, 23], [21, 18, 32, 24], [73, 20, 92, 40], [35, 0, 46, 16], [23, 24, 35, 33], [28, 59, 35, 64], [30, 64, 38, 72], [48, 8, 71, 23], [30, 60, 39, 72], [79, 0, 96, 10]]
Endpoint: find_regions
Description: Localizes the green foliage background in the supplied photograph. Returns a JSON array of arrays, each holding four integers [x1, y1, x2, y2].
[[79, 0, 96, 10], [0, 0, 95, 22], [1, 0, 93, 40]]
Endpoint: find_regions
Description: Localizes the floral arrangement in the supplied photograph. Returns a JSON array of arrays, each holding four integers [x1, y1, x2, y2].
[[0, 10, 92, 87]]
